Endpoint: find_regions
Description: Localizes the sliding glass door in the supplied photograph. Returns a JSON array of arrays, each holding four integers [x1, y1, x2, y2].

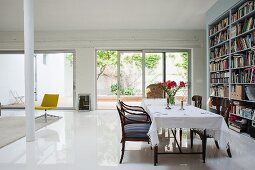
[[96, 50, 190, 109], [119, 51, 143, 106], [96, 50, 118, 109]]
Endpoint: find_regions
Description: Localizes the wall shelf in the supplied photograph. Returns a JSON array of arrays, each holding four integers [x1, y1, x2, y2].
[[208, 0, 255, 138]]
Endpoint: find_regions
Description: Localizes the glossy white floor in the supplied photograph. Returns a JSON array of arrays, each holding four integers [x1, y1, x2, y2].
[[0, 109, 254, 170]]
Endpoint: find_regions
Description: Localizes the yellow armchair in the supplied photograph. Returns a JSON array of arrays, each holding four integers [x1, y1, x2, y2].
[[35, 94, 59, 121]]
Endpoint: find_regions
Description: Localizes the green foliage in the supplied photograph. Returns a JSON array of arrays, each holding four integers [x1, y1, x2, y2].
[[123, 53, 161, 69], [110, 83, 119, 95], [110, 83, 135, 95], [96, 51, 161, 79], [96, 50, 118, 80], [175, 52, 188, 78], [65, 53, 74, 66]]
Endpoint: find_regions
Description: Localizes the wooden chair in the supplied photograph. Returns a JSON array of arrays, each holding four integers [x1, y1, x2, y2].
[[116, 103, 151, 163], [190, 98, 232, 157], [192, 95, 202, 108], [146, 83, 164, 98], [119, 100, 151, 124]]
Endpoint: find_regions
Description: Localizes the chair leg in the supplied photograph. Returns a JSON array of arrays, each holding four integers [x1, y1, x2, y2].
[[214, 140, 220, 149], [227, 144, 232, 158], [119, 140, 125, 164], [44, 109, 47, 122], [180, 128, 182, 142], [154, 145, 158, 166], [190, 129, 193, 148], [202, 130, 207, 163]]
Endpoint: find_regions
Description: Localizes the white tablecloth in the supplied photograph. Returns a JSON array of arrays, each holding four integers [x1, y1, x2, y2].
[[142, 99, 230, 148]]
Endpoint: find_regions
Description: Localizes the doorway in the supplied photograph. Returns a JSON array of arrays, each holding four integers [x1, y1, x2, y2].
[[0, 51, 75, 109]]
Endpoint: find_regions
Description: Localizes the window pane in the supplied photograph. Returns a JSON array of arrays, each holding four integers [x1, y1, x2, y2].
[[166, 52, 189, 103], [96, 50, 118, 109]]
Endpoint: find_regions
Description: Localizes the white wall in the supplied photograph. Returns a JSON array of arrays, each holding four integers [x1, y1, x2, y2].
[[0, 54, 25, 104], [0, 30, 207, 109]]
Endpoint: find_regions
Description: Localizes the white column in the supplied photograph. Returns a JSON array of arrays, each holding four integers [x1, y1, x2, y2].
[[24, 0, 35, 142]]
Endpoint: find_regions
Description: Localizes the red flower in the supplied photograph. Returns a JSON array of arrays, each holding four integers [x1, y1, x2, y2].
[[171, 81, 177, 87], [179, 81, 185, 88]]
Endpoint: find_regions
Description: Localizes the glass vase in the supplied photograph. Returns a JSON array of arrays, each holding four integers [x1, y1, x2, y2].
[[166, 95, 175, 109]]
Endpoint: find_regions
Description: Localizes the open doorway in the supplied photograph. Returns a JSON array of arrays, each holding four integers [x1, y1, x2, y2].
[[0, 51, 75, 109]]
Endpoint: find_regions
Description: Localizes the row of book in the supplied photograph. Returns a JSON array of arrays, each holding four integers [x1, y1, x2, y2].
[[230, 17, 254, 37], [210, 43, 229, 59], [210, 86, 229, 97], [231, 67, 255, 83], [210, 30, 229, 47], [209, 17, 229, 36], [211, 72, 230, 79], [210, 77, 229, 84], [231, 0, 255, 22], [231, 52, 255, 68], [210, 58, 229, 71], [231, 33, 254, 52], [231, 102, 255, 119]]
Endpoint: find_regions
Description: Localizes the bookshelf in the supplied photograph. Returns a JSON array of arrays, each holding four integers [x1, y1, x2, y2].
[[208, 0, 255, 137]]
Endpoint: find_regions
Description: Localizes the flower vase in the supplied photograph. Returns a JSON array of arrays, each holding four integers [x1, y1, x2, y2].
[[166, 95, 175, 109]]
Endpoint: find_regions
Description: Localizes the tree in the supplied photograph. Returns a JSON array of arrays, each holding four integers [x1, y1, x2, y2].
[[96, 51, 161, 95], [96, 50, 117, 80], [96, 51, 160, 79], [124, 53, 161, 70]]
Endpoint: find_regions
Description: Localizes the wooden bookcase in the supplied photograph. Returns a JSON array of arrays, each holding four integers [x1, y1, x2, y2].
[[208, 0, 255, 137]]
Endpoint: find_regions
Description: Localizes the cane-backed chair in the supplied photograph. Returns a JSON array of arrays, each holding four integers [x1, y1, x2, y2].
[[116, 103, 151, 163], [146, 83, 164, 98]]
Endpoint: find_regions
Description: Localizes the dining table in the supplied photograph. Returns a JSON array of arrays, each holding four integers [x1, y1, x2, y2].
[[141, 99, 231, 165]]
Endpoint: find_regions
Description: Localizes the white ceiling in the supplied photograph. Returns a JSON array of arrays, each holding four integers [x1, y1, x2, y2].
[[0, 0, 217, 31]]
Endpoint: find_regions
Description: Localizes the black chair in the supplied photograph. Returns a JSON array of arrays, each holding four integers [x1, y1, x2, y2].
[[116, 103, 151, 163], [190, 98, 232, 157]]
